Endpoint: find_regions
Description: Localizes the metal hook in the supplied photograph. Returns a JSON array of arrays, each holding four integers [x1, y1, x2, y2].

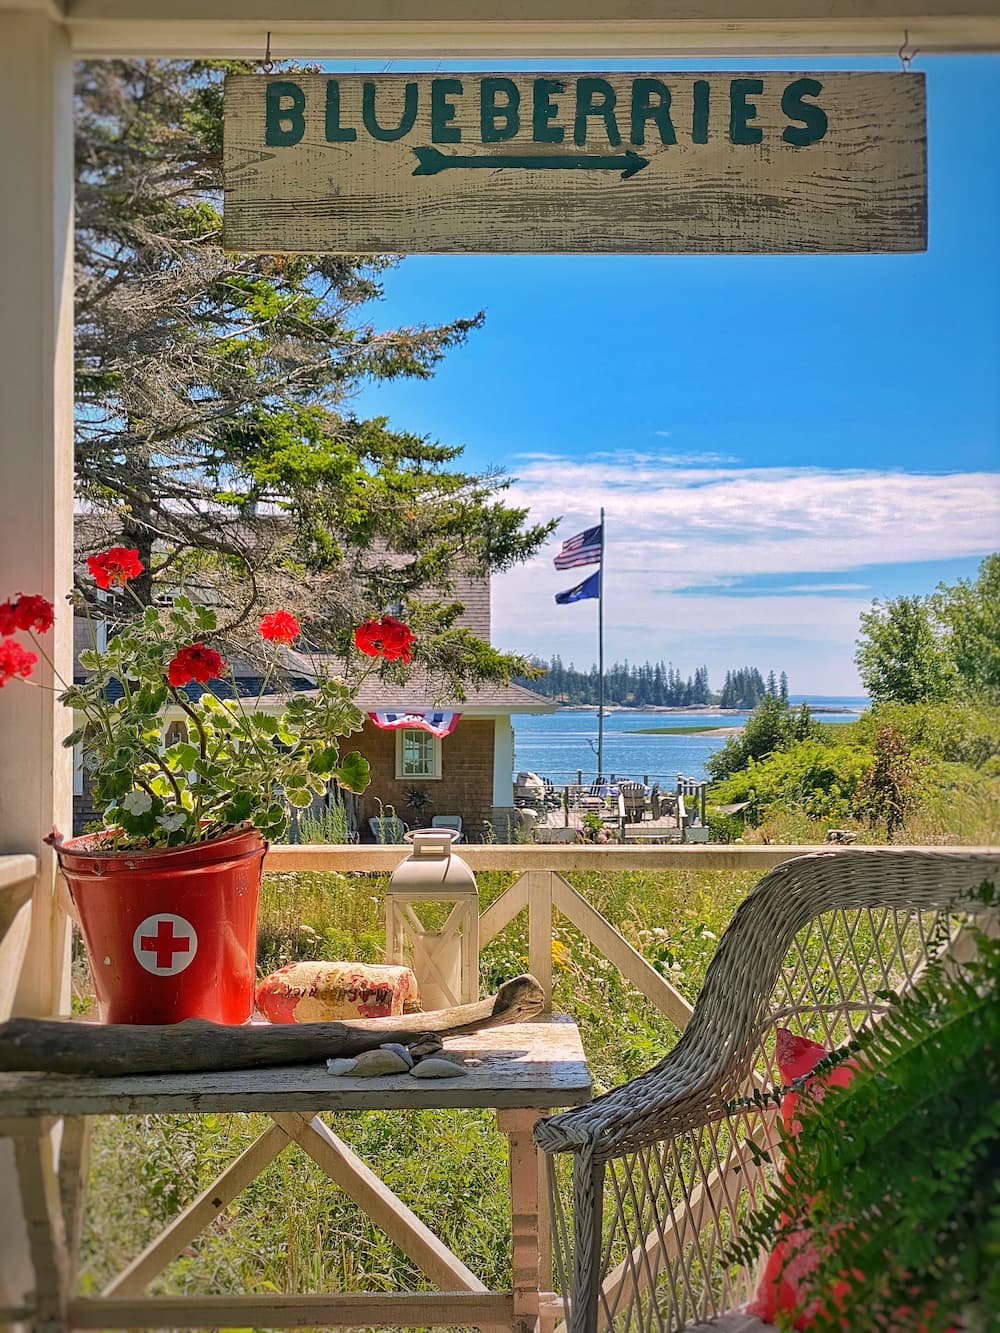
[[262, 31, 274, 75], [898, 29, 919, 72]]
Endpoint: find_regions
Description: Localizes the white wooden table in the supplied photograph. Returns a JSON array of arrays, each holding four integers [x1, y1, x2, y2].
[[0, 1016, 592, 1332]]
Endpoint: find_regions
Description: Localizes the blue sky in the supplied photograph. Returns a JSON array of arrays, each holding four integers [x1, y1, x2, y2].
[[340, 55, 1000, 695]]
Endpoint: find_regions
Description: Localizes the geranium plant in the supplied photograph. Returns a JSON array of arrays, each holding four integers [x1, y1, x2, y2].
[[1, 547, 415, 848]]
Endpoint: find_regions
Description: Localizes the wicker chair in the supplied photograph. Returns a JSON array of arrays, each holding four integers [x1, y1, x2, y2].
[[534, 848, 1000, 1333]]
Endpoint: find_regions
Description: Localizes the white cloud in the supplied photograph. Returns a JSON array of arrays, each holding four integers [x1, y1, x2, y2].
[[491, 455, 1000, 694]]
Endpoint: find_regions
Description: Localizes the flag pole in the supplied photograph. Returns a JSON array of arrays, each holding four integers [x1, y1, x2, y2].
[[597, 507, 605, 779]]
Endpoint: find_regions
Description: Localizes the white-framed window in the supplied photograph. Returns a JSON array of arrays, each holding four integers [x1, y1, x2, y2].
[[395, 728, 442, 780]]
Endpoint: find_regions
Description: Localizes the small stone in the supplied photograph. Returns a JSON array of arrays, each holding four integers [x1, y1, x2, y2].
[[409, 1057, 468, 1079], [325, 1057, 358, 1076], [380, 1042, 414, 1068], [407, 1034, 443, 1060], [352, 1048, 411, 1077]]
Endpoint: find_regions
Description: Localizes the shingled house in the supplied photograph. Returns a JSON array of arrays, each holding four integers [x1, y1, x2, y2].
[[306, 572, 555, 842]]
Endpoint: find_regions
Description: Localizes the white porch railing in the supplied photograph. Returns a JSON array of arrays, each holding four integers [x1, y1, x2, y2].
[[0, 854, 37, 1022], [262, 843, 995, 1021]]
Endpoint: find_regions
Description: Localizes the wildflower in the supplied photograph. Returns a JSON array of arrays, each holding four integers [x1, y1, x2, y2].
[[354, 615, 415, 664], [0, 638, 37, 686], [551, 938, 570, 968], [167, 643, 225, 687], [86, 546, 144, 589], [259, 609, 300, 644], [122, 790, 153, 815]]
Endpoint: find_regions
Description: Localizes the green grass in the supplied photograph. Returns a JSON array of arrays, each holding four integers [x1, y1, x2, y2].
[[77, 865, 758, 1310]]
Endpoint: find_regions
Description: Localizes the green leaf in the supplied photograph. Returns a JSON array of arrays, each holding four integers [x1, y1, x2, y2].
[[170, 742, 200, 771], [307, 746, 339, 776], [286, 788, 312, 808], [334, 751, 370, 793], [222, 791, 256, 824]]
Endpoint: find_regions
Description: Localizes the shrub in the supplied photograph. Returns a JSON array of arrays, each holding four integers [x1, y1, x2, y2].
[[710, 739, 871, 826], [707, 697, 823, 783]]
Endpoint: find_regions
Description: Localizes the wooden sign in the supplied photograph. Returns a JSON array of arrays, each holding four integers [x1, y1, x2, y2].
[[223, 72, 926, 255]]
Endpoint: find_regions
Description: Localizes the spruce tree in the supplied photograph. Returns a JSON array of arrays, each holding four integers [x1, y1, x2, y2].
[[74, 60, 554, 682]]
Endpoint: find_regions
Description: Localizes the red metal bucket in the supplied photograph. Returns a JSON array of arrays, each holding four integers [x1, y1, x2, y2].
[[53, 828, 267, 1025]]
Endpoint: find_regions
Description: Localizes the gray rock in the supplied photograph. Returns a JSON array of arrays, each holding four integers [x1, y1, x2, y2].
[[325, 1057, 358, 1076], [409, 1057, 468, 1078], [407, 1034, 443, 1060], [380, 1042, 414, 1068], [352, 1048, 411, 1077]]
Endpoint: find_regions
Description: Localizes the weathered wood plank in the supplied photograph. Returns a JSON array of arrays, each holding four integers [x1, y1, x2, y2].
[[224, 71, 926, 255], [0, 1019, 593, 1117], [67, 1291, 516, 1328]]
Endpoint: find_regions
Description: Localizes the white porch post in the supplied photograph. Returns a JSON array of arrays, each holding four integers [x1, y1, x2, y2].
[[493, 718, 515, 807], [0, 16, 74, 1322], [0, 12, 74, 1018]]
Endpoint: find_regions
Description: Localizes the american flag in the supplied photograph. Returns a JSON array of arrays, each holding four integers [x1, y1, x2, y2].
[[553, 523, 603, 570], [368, 710, 460, 738]]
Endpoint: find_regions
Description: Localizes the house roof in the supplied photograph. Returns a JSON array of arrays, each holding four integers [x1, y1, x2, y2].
[[350, 671, 553, 715], [256, 668, 554, 716]]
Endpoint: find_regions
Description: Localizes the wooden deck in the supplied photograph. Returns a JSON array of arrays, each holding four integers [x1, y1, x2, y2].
[[532, 807, 704, 845]]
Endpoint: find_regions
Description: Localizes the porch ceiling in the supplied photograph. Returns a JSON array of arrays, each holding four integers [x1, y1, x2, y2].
[[16, 0, 1000, 57]]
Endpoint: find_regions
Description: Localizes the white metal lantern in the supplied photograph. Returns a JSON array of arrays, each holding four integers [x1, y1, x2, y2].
[[385, 830, 479, 1009]]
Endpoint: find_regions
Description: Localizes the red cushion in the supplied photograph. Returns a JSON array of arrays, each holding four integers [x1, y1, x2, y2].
[[744, 1030, 956, 1332], [745, 1029, 854, 1328]]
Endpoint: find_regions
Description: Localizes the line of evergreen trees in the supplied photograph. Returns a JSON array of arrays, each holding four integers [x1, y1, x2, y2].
[[515, 658, 789, 708]]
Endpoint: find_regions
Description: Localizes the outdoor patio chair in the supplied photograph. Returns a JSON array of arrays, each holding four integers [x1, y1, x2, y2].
[[367, 815, 408, 844], [619, 781, 648, 823], [534, 848, 1000, 1333], [430, 814, 463, 841]]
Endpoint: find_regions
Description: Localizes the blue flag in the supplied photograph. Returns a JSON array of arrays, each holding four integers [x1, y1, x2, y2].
[[555, 570, 600, 605]]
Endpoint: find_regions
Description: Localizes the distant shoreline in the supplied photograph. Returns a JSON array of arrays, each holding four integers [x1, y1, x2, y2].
[[552, 703, 865, 716]]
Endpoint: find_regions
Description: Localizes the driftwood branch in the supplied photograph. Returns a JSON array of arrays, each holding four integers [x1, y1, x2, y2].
[[0, 975, 545, 1077]]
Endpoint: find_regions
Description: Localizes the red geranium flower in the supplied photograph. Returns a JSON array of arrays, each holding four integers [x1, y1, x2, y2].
[[259, 609, 300, 644], [87, 547, 144, 590], [0, 638, 37, 686], [354, 615, 415, 665], [0, 601, 18, 636], [167, 643, 225, 687], [8, 594, 55, 634]]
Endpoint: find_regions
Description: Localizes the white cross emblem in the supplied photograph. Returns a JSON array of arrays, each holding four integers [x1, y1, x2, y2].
[[132, 912, 199, 975]]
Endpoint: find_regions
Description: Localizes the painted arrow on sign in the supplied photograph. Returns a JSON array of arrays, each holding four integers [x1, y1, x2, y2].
[[411, 146, 650, 180]]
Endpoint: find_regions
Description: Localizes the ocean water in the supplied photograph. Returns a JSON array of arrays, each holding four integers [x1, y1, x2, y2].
[[511, 697, 868, 785]]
